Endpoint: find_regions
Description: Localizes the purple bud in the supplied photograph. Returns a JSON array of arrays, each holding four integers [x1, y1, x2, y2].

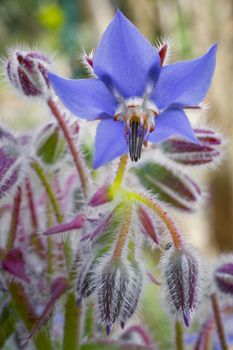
[[6, 49, 50, 97], [43, 213, 86, 236], [135, 162, 202, 212], [88, 184, 112, 207], [2, 248, 30, 283], [81, 50, 95, 76], [214, 258, 233, 295], [97, 259, 129, 332], [194, 128, 222, 147], [161, 246, 200, 327], [159, 138, 220, 166], [138, 206, 160, 245]]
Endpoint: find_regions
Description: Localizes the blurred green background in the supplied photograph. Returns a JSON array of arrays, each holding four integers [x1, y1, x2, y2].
[[0, 0, 233, 348]]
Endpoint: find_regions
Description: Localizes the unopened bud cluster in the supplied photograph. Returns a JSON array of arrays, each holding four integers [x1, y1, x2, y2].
[[6, 49, 50, 97]]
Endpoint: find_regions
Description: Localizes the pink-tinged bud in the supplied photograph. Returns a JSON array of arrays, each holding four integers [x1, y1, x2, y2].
[[161, 246, 200, 327], [156, 38, 172, 66], [35, 123, 66, 166], [138, 206, 160, 245], [194, 128, 222, 147], [159, 138, 220, 166], [80, 50, 95, 76], [135, 162, 202, 212], [2, 248, 30, 283], [6, 49, 50, 97], [88, 184, 112, 207], [214, 256, 233, 295], [43, 213, 86, 236]]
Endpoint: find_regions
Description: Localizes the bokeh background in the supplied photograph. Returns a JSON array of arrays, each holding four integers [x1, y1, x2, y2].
[[0, 0, 232, 348]]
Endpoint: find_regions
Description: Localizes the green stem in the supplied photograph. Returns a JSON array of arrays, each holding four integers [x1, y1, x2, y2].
[[211, 293, 228, 350], [63, 293, 81, 350], [31, 160, 63, 224], [175, 320, 183, 350], [6, 187, 22, 251]]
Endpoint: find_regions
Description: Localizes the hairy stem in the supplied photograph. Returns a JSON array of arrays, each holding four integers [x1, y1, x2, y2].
[[112, 155, 128, 189], [211, 293, 228, 350], [175, 320, 183, 350], [125, 191, 183, 249], [112, 204, 132, 258], [6, 187, 22, 251], [47, 97, 88, 198], [31, 160, 63, 224]]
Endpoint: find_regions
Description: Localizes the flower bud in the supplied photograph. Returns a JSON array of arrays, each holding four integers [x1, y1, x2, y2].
[[161, 246, 200, 327], [138, 206, 160, 245], [88, 184, 112, 207], [119, 261, 143, 329], [6, 49, 50, 97], [194, 128, 222, 147], [214, 256, 233, 295], [134, 161, 202, 212], [97, 259, 129, 334], [2, 248, 30, 283], [159, 138, 220, 166], [35, 123, 66, 166]]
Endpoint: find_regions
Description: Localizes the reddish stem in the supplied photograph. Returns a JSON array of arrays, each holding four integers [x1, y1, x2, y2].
[[47, 97, 88, 198]]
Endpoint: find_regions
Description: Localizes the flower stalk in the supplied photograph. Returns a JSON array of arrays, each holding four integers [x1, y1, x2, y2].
[[124, 191, 183, 249], [47, 97, 88, 198], [112, 203, 132, 258], [112, 155, 128, 190], [30, 160, 63, 223], [211, 293, 228, 350], [175, 320, 184, 350]]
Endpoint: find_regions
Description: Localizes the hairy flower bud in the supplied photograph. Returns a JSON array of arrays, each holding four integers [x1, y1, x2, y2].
[[159, 138, 220, 166], [2, 248, 30, 283], [6, 49, 50, 97], [97, 259, 129, 334], [134, 161, 202, 212], [161, 246, 201, 327], [214, 255, 233, 295]]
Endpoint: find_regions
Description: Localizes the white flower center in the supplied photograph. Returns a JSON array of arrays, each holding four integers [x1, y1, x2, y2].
[[114, 96, 158, 161]]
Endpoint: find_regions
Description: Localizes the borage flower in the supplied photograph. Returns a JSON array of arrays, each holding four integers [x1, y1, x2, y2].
[[48, 10, 217, 168]]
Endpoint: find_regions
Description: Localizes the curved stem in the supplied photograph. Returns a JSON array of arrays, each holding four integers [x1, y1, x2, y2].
[[124, 191, 183, 249], [211, 293, 228, 350], [6, 187, 22, 251], [47, 97, 88, 198], [31, 160, 63, 224]]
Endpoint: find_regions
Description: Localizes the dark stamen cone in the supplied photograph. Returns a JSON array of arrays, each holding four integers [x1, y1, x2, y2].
[[129, 121, 146, 161]]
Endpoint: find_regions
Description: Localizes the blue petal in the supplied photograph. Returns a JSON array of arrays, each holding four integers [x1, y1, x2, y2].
[[93, 119, 127, 168], [48, 72, 116, 120], [152, 44, 217, 110], [147, 108, 199, 144], [93, 10, 160, 98]]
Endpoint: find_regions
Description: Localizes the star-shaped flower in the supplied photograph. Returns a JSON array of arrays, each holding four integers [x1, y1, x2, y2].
[[48, 10, 217, 169]]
